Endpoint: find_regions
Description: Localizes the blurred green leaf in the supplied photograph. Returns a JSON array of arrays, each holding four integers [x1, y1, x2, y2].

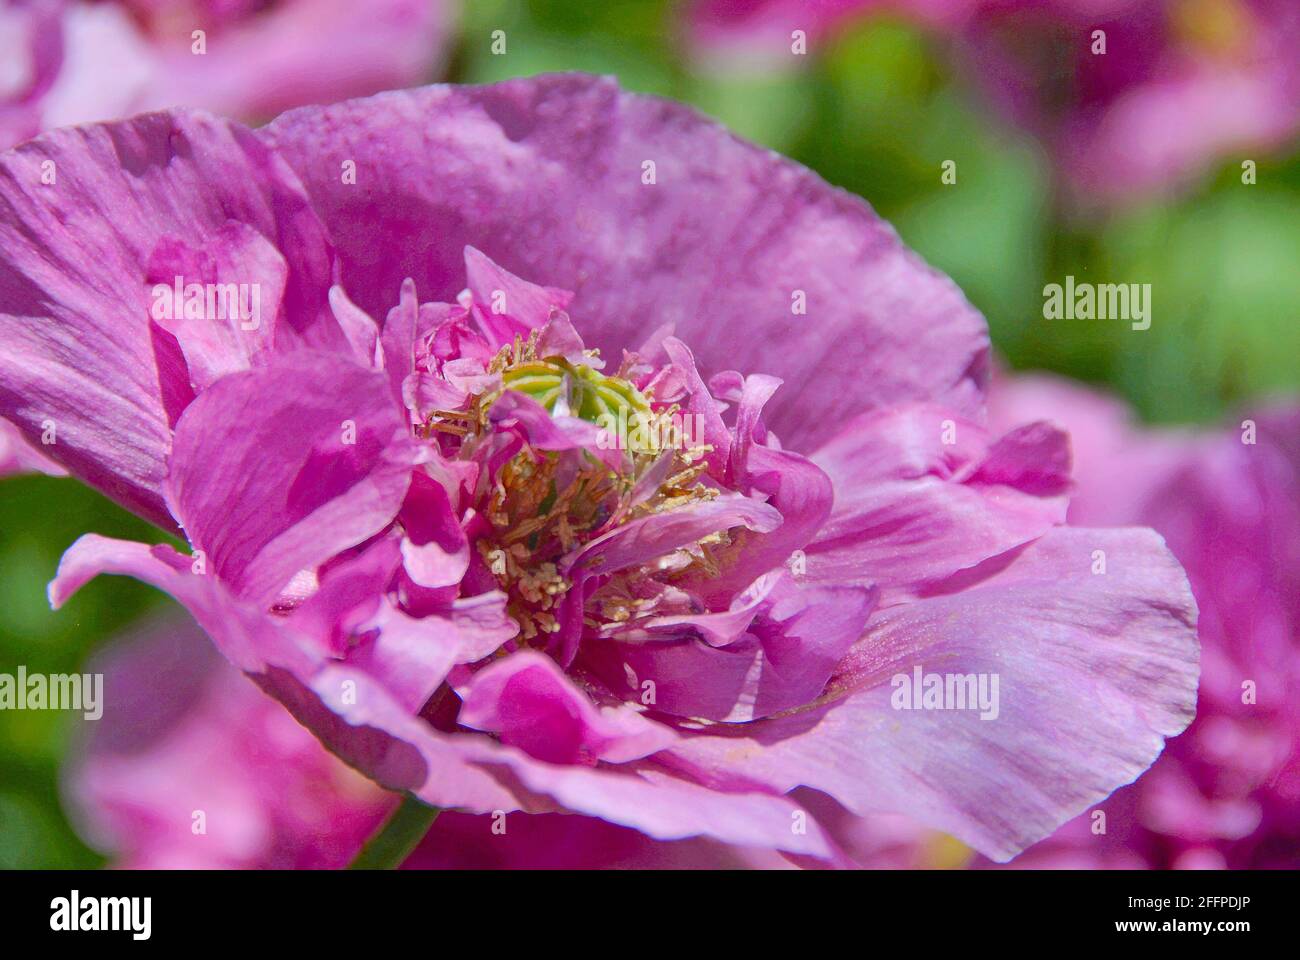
[[1100, 188, 1300, 423], [0, 474, 169, 868]]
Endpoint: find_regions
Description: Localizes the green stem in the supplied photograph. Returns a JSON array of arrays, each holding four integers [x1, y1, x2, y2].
[[348, 795, 440, 870]]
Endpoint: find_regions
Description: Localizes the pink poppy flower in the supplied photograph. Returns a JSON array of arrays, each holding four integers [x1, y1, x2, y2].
[[2, 74, 1198, 862], [0, 0, 457, 150], [688, 0, 1300, 206], [983, 375, 1300, 868]]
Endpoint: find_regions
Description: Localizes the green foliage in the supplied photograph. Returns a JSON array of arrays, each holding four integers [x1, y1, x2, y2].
[[0, 476, 173, 867]]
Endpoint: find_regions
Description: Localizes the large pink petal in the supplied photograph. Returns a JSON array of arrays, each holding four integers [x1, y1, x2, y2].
[[0, 110, 336, 527], [666, 527, 1199, 861], [260, 74, 989, 451]]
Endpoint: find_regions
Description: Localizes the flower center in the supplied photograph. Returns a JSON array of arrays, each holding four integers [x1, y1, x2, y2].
[[424, 332, 721, 642]]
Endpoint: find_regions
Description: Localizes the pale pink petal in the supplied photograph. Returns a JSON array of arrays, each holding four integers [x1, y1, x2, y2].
[[667, 527, 1199, 861]]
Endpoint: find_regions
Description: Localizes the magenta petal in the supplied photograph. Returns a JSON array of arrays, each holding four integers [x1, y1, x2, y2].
[[697, 444, 834, 606], [289, 536, 401, 655], [146, 221, 286, 392], [398, 471, 470, 590], [379, 277, 421, 411], [806, 405, 1069, 598], [438, 592, 522, 662], [0, 110, 336, 527], [533, 312, 596, 366], [668, 527, 1199, 861], [403, 372, 464, 424], [570, 495, 782, 579], [260, 74, 989, 451], [346, 594, 517, 714], [662, 337, 732, 475], [729, 372, 783, 484], [628, 572, 780, 647], [460, 650, 676, 764], [586, 576, 875, 722], [463, 245, 573, 346], [329, 285, 381, 368], [165, 353, 416, 608], [971, 420, 1072, 496]]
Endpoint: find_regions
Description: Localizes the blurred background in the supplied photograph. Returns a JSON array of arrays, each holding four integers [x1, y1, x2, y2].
[[1, 0, 1297, 867]]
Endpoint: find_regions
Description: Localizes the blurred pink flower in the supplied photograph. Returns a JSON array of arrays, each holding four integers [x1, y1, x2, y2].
[[983, 375, 1300, 868], [66, 616, 395, 869], [0, 0, 457, 150], [959, 0, 1300, 207], [65, 615, 791, 869], [689, 0, 1300, 206]]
